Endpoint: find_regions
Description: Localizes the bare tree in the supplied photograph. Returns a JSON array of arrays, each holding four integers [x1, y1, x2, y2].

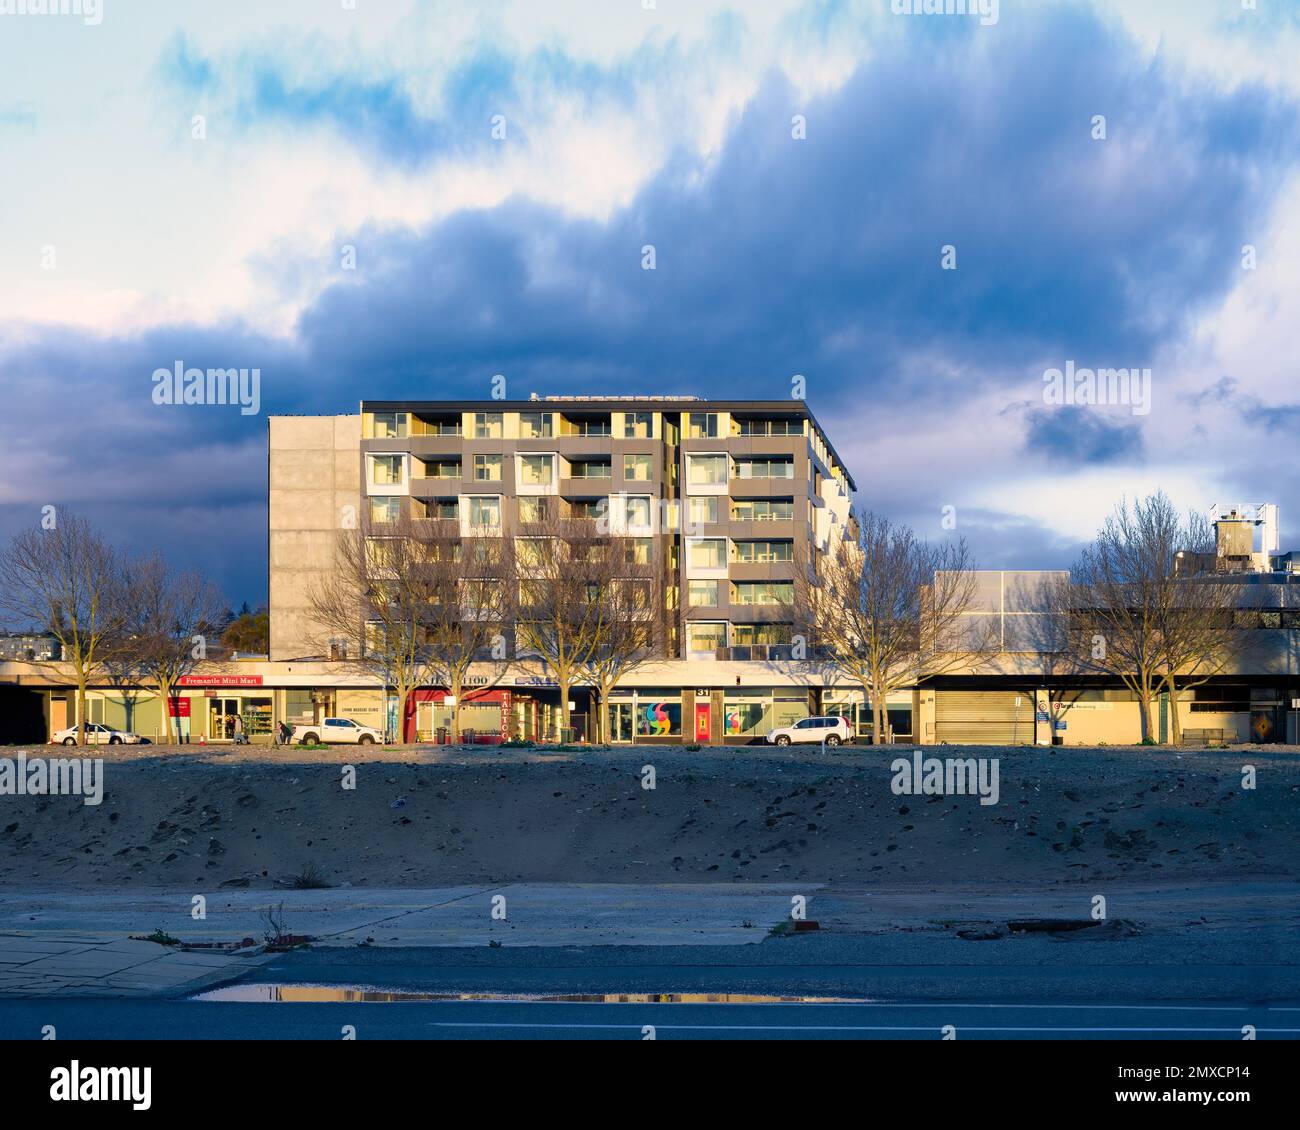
[[576, 540, 663, 744], [1157, 513, 1258, 745], [795, 512, 981, 744], [120, 553, 228, 744], [0, 513, 127, 746], [512, 516, 620, 742], [418, 532, 514, 743], [309, 513, 514, 743], [309, 512, 441, 743], [1064, 492, 1191, 743]]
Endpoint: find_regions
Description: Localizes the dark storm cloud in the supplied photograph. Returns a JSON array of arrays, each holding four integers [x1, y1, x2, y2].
[[1022, 407, 1145, 465]]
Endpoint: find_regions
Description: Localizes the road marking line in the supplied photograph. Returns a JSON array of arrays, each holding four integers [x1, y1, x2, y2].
[[423, 1022, 1300, 1033]]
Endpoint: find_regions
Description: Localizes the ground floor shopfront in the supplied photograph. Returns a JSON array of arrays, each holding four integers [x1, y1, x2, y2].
[[11, 661, 1298, 747]]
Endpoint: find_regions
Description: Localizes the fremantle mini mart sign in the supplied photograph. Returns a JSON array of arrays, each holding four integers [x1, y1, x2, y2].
[[175, 675, 264, 687]]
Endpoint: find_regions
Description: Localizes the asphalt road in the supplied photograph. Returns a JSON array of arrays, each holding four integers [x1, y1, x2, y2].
[[1, 998, 1296, 1040]]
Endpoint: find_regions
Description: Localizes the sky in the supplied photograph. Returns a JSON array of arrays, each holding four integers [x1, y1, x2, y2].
[[1, 0, 1298, 607]]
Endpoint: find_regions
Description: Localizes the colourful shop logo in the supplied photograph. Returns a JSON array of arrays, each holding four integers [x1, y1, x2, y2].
[[642, 702, 671, 736]]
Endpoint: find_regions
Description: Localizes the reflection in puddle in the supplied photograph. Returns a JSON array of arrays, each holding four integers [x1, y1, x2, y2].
[[193, 984, 867, 1004]]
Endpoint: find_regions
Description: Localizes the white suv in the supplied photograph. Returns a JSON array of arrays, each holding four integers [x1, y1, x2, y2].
[[766, 716, 853, 747], [51, 723, 144, 746], [291, 718, 385, 745]]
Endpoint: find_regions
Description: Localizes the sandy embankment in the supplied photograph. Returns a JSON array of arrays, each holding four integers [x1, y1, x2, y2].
[[1, 743, 1295, 890]]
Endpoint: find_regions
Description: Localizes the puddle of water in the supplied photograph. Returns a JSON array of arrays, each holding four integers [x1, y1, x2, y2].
[[192, 984, 867, 1004]]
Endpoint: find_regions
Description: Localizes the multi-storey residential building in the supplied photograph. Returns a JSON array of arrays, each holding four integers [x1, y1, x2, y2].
[[344, 396, 856, 661], [264, 396, 858, 742]]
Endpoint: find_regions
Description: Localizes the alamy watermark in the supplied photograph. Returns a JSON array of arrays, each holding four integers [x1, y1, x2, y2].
[[0, 753, 103, 806], [1042, 360, 1151, 417], [152, 362, 261, 416], [891, 0, 998, 27], [891, 751, 999, 806], [0, 0, 102, 25]]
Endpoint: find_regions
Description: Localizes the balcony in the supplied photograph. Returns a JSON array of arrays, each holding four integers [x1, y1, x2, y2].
[[411, 414, 463, 437], [559, 414, 612, 438]]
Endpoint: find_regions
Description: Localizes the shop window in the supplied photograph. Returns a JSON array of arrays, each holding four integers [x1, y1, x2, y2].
[[636, 694, 681, 737]]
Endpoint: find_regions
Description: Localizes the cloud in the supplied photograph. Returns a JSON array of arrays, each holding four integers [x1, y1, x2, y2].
[[3, 0, 1300, 599], [1023, 408, 1145, 465]]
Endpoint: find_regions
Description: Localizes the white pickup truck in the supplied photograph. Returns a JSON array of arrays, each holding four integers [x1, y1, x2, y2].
[[291, 718, 385, 745]]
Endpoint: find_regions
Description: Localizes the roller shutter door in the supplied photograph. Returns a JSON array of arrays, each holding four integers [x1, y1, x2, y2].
[[934, 691, 1035, 745]]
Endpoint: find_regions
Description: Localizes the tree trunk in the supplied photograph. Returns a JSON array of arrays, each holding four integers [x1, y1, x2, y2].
[[872, 690, 886, 746], [449, 673, 462, 744], [557, 674, 571, 742], [160, 678, 175, 744], [1137, 688, 1154, 743], [1166, 679, 1183, 746], [396, 681, 410, 744], [76, 675, 89, 748]]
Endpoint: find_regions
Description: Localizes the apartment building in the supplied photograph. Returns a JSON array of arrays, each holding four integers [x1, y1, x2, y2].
[[260, 396, 861, 743], [352, 396, 855, 655]]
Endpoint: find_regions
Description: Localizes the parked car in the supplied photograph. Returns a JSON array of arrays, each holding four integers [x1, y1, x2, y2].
[[51, 723, 145, 746], [766, 716, 853, 747], [290, 717, 384, 745]]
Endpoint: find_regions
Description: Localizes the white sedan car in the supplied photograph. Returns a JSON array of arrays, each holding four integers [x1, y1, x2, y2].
[[290, 718, 385, 745], [51, 723, 145, 746], [766, 716, 853, 747]]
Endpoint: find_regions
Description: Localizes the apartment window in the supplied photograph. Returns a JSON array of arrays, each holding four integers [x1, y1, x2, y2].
[[687, 496, 718, 528], [518, 497, 551, 524], [686, 622, 727, 654], [686, 454, 728, 485], [518, 454, 555, 486], [623, 453, 653, 481], [570, 459, 612, 479], [423, 459, 461, 479], [516, 538, 548, 569], [732, 581, 794, 605], [687, 412, 720, 439], [624, 538, 652, 566], [473, 411, 503, 439], [519, 411, 552, 438], [365, 538, 398, 570], [422, 498, 458, 521], [736, 458, 795, 479], [473, 454, 503, 481], [623, 411, 653, 439], [368, 410, 408, 438], [688, 538, 727, 569], [732, 498, 794, 522], [734, 540, 793, 563], [467, 497, 501, 529], [570, 498, 605, 520], [370, 497, 400, 524], [370, 454, 405, 486], [617, 495, 652, 530], [688, 580, 720, 607]]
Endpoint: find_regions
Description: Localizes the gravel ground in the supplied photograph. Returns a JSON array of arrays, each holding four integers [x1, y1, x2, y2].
[[1, 741, 1295, 890]]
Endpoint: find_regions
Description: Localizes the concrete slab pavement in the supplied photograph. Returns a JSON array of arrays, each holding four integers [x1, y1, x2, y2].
[[0, 934, 269, 999], [0, 884, 816, 951]]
